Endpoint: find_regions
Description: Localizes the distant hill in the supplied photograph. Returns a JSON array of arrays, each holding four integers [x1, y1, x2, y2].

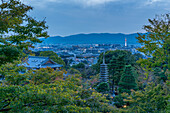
[[40, 33, 141, 45]]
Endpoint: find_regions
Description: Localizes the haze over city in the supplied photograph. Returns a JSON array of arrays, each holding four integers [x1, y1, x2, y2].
[[23, 0, 170, 36]]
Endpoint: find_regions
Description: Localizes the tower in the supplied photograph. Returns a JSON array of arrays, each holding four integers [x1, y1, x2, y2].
[[125, 37, 127, 47], [99, 52, 109, 82]]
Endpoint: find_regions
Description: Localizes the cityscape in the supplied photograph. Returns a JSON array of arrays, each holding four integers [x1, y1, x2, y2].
[[31, 38, 143, 67], [0, 0, 169, 112]]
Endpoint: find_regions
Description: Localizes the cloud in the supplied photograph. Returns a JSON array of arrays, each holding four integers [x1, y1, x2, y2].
[[23, 0, 170, 10], [23, 0, 119, 8], [73, 0, 119, 6], [145, 0, 170, 5], [22, 0, 63, 8]]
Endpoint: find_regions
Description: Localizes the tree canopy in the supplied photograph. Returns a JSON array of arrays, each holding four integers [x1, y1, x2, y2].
[[0, 63, 116, 112], [0, 0, 48, 65], [94, 50, 136, 74], [136, 14, 170, 70], [124, 83, 168, 113], [0, 1, 169, 112], [118, 65, 137, 93]]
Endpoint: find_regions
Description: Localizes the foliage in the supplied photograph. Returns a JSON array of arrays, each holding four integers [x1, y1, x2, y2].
[[96, 50, 136, 69], [133, 53, 144, 61], [94, 50, 138, 87], [124, 83, 169, 113], [153, 67, 167, 83], [88, 74, 100, 88], [113, 93, 129, 108], [72, 63, 96, 79], [109, 55, 126, 85], [0, 63, 116, 112], [0, 0, 48, 65], [39, 51, 65, 66], [82, 67, 97, 79], [72, 62, 85, 69], [118, 65, 137, 93], [96, 82, 109, 93], [136, 14, 170, 71], [67, 68, 81, 75]]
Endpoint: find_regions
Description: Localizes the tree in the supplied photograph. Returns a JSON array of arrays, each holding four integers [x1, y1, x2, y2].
[[72, 62, 85, 69], [133, 53, 144, 61], [39, 51, 65, 66], [96, 82, 109, 93], [0, 1, 119, 112], [0, 63, 116, 112], [113, 93, 128, 108], [93, 50, 137, 90], [153, 67, 167, 83], [108, 55, 126, 86], [67, 68, 81, 75], [124, 83, 168, 113], [118, 65, 137, 93], [136, 14, 170, 71], [94, 50, 136, 74], [0, 0, 48, 65]]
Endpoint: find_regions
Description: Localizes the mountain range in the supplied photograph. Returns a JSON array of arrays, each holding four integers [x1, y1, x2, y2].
[[41, 33, 141, 45]]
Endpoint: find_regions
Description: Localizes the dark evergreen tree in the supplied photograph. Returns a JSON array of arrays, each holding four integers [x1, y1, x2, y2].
[[118, 65, 137, 93], [93, 50, 136, 74], [114, 55, 126, 85], [96, 82, 109, 93], [108, 55, 125, 86], [108, 56, 117, 91]]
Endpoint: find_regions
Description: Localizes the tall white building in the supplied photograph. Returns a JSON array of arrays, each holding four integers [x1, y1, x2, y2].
[[125, 37, 127, 47]]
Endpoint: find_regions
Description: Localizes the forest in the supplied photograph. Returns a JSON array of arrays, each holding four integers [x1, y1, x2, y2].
[[0, 0, 169, 112]]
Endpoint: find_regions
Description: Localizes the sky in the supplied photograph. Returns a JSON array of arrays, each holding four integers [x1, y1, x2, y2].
[[23, 0, 170, 36]]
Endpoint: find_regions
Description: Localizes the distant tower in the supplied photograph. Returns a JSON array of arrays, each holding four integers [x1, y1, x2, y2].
[[99, 52, 108, 82], [125, 37, 127, 47]]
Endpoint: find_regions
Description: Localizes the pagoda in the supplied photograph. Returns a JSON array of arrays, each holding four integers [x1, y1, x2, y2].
[[99, 52, 109, 82]]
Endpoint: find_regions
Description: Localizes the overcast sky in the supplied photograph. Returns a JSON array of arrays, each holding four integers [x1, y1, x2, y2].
[[23, 0, 170, 36]]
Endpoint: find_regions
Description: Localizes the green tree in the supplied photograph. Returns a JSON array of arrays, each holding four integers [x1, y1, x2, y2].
[[113, 93, 128, 108], [72, 62, 85, 69], [93, 50, 137, 91], [109, 55, 126, 86], [96, 82, 109, 93], [0, 1, 118, 112], [133, 53, 144, 61], [0, 0, 48, 65], [136, 14, 170, 72], [153, 67, 167, 83], [39, 51, 65, 66], [72, 63, 95, 79], [68, 68, 80, 74], [118, 65, 137, 93], [94, 50, 136, 74], [0, 63, 116, 112], [124, 83, 168, 113]]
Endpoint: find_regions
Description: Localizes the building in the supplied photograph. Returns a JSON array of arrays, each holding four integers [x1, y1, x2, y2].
[[21, 56, 63, 70], [125, 37, 127, 47], [99, 52, 109, 82]]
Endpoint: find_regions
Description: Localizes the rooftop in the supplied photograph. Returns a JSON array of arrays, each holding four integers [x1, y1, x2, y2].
[[21, 56, 63, 68]]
